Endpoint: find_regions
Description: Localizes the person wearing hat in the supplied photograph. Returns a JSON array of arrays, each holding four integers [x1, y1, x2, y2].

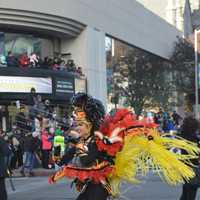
[[49, 93, 109, 200]]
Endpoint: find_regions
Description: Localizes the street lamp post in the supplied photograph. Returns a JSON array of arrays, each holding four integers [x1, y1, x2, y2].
[[194, 29, 200, 119]]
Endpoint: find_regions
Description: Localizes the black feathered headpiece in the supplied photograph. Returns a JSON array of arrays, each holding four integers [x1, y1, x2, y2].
[[71, 93, 105, 131]]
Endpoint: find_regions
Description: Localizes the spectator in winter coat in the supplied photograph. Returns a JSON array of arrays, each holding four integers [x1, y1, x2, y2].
[[52, 129, 65, 169], [28, 87, 37, 129], [41, 128, 52, 169], [179, 116, 200, 200], [9, 134, 21, 169], [28, 87, 37, 106], [172, 111, 182, 126], [53, 129, 65, 155], [18, 53, 29, 68], [6, 51, 18, 67], [0, 136, 10, 200], [29, 53, 39, 67], [20, 132, 40, 176]]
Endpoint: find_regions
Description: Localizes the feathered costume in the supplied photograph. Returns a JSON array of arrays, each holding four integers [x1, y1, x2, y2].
[[49, 93, 200, 199]]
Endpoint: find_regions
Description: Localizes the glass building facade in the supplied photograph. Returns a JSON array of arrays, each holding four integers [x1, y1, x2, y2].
[[106, 36, 173, 113], [0, 32, 54, 58]]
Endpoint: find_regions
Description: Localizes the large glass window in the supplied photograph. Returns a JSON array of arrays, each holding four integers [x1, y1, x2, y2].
[[0, 32, 53, 58], [5, 33, 41, 56], [105, 36, 173, 114]]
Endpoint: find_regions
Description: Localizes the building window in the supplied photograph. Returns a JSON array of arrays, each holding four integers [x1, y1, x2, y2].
[[0, 32, 54, 58], [105, 36, 172, 113]]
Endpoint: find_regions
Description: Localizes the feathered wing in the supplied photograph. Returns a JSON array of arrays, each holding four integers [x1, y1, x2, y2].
[[96, 109, 200, 196], [108, 127, 199, 196], [108, 135, 144, 197]]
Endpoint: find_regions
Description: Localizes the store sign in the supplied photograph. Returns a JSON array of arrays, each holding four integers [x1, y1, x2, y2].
[[55, 78, 74, 95], [0, 76, 52, 93]]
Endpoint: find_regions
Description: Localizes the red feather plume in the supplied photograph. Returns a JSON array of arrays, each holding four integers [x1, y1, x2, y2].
[[96, 109, 158, 156]]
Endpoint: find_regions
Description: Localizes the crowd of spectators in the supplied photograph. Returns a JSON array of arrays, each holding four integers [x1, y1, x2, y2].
[[0, 87, 75, 177], [0, 51, 84, 77], [147, 109, 183, 133], [136, 108, 183, 134]]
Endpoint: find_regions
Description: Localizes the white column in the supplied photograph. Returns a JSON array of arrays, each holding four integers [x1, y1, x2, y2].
[[61, 27, 107, 107], [83, 27, 107, 107]]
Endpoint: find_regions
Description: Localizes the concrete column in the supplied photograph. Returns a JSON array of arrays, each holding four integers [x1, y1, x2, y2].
[[61, 27, 107, 108]]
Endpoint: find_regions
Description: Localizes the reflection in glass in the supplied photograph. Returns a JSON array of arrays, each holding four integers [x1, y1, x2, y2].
[[105, 36, 173, 114]]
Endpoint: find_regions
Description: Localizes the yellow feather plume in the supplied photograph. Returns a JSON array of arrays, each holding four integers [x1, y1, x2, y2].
[[109, 128, 199, 196]]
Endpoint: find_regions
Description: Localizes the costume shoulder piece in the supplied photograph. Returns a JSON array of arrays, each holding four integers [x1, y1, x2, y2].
[[95, 108, 157, 156]]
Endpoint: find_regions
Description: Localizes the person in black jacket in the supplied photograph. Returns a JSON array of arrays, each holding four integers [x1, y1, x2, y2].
[[20, 132, 40, 176], [6, 51, 18, 67], [28, 87, 37, 124], [0, 136, 9, 200], [179, 116, 200, 200]]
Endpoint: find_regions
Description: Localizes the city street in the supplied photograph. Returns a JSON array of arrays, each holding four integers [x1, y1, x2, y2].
[[7, 173, 199, 200]]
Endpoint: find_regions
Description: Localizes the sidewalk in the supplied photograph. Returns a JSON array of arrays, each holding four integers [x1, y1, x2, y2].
[[12, 168, 55, 177]]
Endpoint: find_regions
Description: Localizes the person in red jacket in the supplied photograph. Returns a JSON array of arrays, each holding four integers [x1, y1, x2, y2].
[[41, 128, 52, 169], [18, 53, 29, 68]]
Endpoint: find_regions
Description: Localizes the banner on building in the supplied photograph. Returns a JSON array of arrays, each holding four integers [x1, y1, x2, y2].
[[0, 76, 52, 93], [55, 77, 74, 95]]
